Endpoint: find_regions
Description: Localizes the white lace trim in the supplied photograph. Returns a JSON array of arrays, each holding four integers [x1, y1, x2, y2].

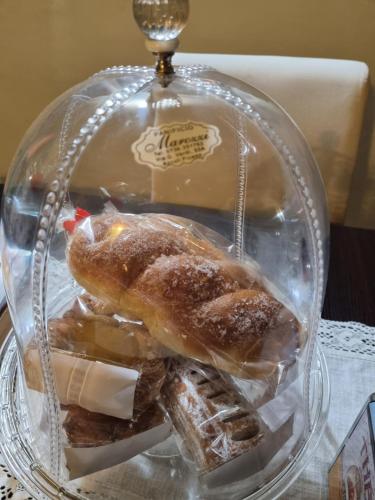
[[318, 318, 375, 361]]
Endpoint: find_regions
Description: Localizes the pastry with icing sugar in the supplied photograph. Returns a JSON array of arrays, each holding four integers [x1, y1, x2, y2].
[[67, 213, 303, 379]]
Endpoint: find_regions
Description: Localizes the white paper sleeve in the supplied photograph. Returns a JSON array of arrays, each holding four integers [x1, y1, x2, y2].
[[26, 349, 139, 420]]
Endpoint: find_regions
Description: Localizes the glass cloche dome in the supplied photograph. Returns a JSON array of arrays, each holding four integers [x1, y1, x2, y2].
[[0, 1, 329, 498]]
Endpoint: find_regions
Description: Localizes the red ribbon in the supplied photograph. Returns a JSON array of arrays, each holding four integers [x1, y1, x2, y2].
[[63, 207, 91, 234]]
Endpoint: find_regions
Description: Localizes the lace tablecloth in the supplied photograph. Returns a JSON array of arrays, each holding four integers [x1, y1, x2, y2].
[[2, 319, 375, 500]]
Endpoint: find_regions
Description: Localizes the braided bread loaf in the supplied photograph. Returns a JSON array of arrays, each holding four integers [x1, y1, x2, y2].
[[67, 213, 302, 379]]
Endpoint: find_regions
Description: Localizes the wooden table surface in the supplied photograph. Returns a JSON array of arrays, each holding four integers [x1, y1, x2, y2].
[[322, 224, 375, 326]]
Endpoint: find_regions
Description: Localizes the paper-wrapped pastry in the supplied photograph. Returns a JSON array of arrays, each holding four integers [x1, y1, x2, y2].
[[24, 296, 168, 418], [26, 348, 141, 419], [63, 403, 171, 479]]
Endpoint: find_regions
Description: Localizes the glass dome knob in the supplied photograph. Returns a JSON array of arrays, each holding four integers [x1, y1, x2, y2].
[[133, 0, 189, 85]]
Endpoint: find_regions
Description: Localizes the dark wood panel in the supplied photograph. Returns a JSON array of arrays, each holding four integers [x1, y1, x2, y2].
[[322, 224, 375, 326]]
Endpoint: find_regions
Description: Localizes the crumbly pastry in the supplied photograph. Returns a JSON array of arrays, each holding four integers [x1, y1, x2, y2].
[[67, 213, 302, 379], [161, 360, 264, 474]]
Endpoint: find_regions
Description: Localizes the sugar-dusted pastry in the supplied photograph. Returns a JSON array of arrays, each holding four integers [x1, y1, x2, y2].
[[67, 213, 302, 379], [161, 360, 264, 474]]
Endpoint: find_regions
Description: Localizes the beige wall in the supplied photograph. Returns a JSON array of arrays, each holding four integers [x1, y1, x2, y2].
[[1, 0, 374, 227]]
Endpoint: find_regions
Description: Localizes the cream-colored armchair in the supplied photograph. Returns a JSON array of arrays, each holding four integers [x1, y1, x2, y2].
[[174, 54, 369, 224]]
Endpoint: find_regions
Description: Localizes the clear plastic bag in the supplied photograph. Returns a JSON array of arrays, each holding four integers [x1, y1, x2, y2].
[[23, 292, 172, 478], [66, 211, 304, 382]]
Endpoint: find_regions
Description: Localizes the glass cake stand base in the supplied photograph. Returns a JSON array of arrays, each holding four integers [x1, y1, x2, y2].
[[0, 324, 330, 500]]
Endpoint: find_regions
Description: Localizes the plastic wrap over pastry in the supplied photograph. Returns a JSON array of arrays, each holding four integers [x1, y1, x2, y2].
[[67, 212, 304, 380], [161, 360, 294, 485], [53, 294, 170, 362], [24, 295, 168, 418]]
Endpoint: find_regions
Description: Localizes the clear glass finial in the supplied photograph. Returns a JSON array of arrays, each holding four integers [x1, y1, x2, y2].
[[133, 0, 189, 86], [133, 0, 189, 42]]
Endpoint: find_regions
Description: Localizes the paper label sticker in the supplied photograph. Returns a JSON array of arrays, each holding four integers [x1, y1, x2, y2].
[[131, 121, 222, 170]]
